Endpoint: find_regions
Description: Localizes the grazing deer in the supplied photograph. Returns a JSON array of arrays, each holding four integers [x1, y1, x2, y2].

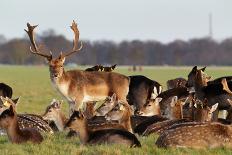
[[0, 105, 43, 144], [127, 75, 162, 112], [25, 21, 130, 114], [65, 111, 141, 147], [0, 83, 13, 98], [186, 66, 232, 121], [155, 122, 232, 149], [85, 65, 103, 72], [0, 96, 53, 133], [136, 97, 162, 116], [103, 64, 117, 72], [166, 77, 187, 90], [105, 101, 133, 133]]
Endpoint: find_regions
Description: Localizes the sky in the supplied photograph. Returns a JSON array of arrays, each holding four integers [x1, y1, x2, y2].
[[0, 0, 231, 43]]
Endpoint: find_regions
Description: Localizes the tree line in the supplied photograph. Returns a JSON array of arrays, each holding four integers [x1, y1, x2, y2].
[[0, 31, 231, 66]]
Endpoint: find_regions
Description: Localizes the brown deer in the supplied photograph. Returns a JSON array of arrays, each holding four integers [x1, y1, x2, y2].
[[103, 64, 117, 72], [136, 97, 162, 116], [42, 99, 67, 131], [85, 65, 103, 72], [0, 105, 43, 144], [0, 96, 53, 133], [105, 101, 133, 133], [166, 77, 187, 90], [25, 21, 130, 114], [155, 122, 232, 149], [65, 110, 141, 147]]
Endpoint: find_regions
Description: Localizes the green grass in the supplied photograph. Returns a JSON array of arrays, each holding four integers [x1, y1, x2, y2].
[[0, 65, 232, 155]]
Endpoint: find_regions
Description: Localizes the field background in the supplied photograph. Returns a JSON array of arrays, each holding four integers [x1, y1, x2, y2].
[[0, 65, 232, 155]]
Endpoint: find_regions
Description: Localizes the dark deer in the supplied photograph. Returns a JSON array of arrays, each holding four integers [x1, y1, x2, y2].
[[0, 83, 13, 98], [166, 77, 187, 90], [0, 105, 43, 144], [85, 65, 103, 72], [25, 21, 130, 114], [103, 64, 117, 72], [127, 75, 162, 112], [65, 111, 141, 147], [186, 66, 232, 121]]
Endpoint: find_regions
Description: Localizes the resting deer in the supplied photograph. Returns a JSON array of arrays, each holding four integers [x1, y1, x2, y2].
[[85, 65, 103, 72], [155, 122, 232, 149], [166, 77, 187, 90], [186, 66, 232, 121], [105, 101, 133, 133], [0, 96, 53, 133], [65, 111, 141, 147], [25, 21, 130, 114], [136, 97, 162, 116], [103, 64, 117, 72], [0, 105, 43, 144]]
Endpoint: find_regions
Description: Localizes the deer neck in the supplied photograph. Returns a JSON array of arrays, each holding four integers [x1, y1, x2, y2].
[[120, 114, 133, 133], [6, 116, 23, 143], [78, 120, 90, 144], [54, 112, 68, 131]]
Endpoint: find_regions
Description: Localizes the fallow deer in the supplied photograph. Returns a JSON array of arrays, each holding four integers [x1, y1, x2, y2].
[[25, 21, 130, 114], [0, 105, 43, 144], [166, 77, 187, 90], [186, 66, 232, 121], [136, 97, 162, 116], [105, 101, 134, 133], [102, 64, 117, 72], [155, 122, 232, 149], [65, 111, 141, 147], [0, 83, 13, 98], [85, 65, 103, 72], [127, 75, 162, 112], [0, 96, 53, 133]]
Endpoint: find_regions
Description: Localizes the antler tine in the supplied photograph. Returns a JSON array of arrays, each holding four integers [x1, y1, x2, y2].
[[25, 23, 52, 60], [63, 20, 83, 57]]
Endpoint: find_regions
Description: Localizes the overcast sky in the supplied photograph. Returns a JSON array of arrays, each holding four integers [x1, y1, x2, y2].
[[0, 0, 231, 43]]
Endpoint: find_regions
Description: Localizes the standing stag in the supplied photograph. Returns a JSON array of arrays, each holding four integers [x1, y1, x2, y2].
[[25, 21, 130, 114]]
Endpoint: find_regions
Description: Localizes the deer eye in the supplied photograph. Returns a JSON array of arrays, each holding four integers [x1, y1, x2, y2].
[[148, 104, 152, 107], [48, 109, 52, 112]]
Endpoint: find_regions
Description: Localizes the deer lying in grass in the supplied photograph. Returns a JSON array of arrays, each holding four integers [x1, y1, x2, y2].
[[155, 122, 232, 149], [136, 97, 162, 116], [42, 97, 123, 133], [105, 101, 134, 133], [0, 96, 53, 133], [0, 105, 43, 144], [85, 65, 103, 72], [65, 111, 141, 147], [186, 66, 232, 121], [142, 97, 219, 136], [25, 21, 130, 114]]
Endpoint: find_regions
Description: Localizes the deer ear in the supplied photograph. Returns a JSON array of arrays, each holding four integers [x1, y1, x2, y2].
[[192, 66, 198, 72], [155, 97, 162, 105], [201, 66, 207, 72], [9, 105, 15, 116], [12, 97, 20, 105], [170, 96, 178, 107], [59, 53, 66, 63], [210, 103, 218, 113], [111, 93, 117, 102]]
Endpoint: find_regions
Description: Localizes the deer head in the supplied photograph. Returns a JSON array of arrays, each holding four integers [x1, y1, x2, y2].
[[186, 66, 211, 92], [136, 97, 162, 116], [25, 21, 83, 79], [0, 105, 15, 128], [42, 99, 62, 122], [0, 96, 20, 114]]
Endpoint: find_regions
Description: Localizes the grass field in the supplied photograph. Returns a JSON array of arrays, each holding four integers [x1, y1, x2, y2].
[[0, 65, 232, 155]]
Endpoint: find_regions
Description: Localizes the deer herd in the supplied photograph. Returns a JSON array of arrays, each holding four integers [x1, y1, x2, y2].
[[0, 21, 232, 149]]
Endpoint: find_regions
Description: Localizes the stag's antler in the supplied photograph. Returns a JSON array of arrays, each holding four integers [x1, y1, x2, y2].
[[24, 23, 52, 60], [62, 20, 83, 57]]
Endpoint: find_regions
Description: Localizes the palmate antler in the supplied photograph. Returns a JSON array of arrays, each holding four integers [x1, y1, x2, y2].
[[62, 20, 83, 57], [25, 20, 83, 60], [24, 23, 52, 61]]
